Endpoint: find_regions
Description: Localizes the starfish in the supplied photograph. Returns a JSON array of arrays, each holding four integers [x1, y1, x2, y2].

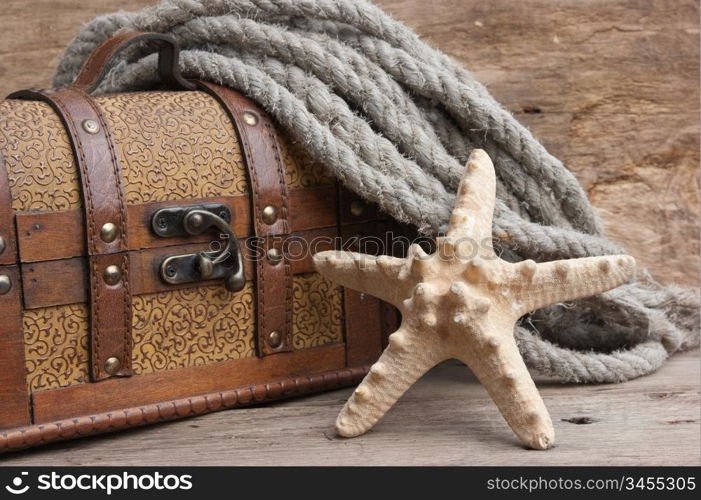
[[313, 149, 636, 449]]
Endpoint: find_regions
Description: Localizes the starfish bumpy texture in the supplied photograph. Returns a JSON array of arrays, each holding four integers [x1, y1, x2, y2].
[[313, 149, 636, 449]]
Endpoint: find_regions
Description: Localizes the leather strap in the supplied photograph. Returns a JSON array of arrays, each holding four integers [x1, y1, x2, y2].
[[0, 266, 30, 428], [9, 88, 133, 381], [0, 153, 17, 265], [72, 31, 196, 94], [0, 153, 29, 427], [197, 82, 293, 356]]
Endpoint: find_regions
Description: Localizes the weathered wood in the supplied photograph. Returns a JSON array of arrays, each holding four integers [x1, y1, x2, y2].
[[2, 349, 698, 465], [0, 1, 152, 95]]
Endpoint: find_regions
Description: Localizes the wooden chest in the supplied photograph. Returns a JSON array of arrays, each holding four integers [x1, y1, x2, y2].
[[0, 32, 398, 452]]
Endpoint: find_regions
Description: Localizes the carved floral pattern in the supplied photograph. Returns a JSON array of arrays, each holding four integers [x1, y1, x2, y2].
[[97, 92, 249, 204], [23, 304, 90, 390], [0, 100, 82, 212], [131, 283, 256, 374], [0, 91, 333, 213], [279, 136, 334, 188], [23, 273, 344, 391], [292, 273, 343, 349]]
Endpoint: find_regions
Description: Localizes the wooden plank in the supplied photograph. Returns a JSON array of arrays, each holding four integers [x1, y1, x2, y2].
[[32, 343, 346, 423], [21, 257, 89, 308], [16, 210, 85, 262], [21, 226, 338, 309], [0, 0, 153, 94], [4, 349, 698, 465], [16, 187, 337, 263]]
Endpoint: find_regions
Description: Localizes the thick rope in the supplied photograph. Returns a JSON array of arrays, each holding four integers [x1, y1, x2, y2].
[[54, 0, 699, 383]]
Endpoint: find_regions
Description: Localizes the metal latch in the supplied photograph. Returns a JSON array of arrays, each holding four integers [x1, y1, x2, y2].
[[151, 203, 246, 292]]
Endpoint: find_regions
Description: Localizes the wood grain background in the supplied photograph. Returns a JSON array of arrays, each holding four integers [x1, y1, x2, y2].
[[0, 0, 698, 286]]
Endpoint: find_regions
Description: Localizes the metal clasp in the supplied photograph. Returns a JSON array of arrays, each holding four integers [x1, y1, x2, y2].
[[151, 204, 246, 292]]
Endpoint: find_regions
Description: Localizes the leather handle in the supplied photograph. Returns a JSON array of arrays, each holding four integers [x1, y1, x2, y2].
[[71, 31, 196, 93]]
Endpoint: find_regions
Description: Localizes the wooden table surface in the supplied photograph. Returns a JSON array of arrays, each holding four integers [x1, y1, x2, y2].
[[0, 0, 698, 466], [3, 349, 699, 466]]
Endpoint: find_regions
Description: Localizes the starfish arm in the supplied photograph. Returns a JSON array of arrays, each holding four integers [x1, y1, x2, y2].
[[458, 322, 554, 449], [446, 149, 496, 246], [313, 250, 407, 307], [335, 326, 441, 437], [510, 254, 636, 316]]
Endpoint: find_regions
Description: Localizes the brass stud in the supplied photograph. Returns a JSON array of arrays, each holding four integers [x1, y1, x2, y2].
[[268, 330, 283, 349], [0, 235, 6, 256], [104, 357, 121, 375], [100, 222, 119, 243], [350, 200, 365, 217], [242, 111, 259, 126], [82, 119, 100, 134], [261, 205, 278, 225], [0, 275, 11, 295], [103, 265, 122, 285], [267, 248, 282, 265]]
